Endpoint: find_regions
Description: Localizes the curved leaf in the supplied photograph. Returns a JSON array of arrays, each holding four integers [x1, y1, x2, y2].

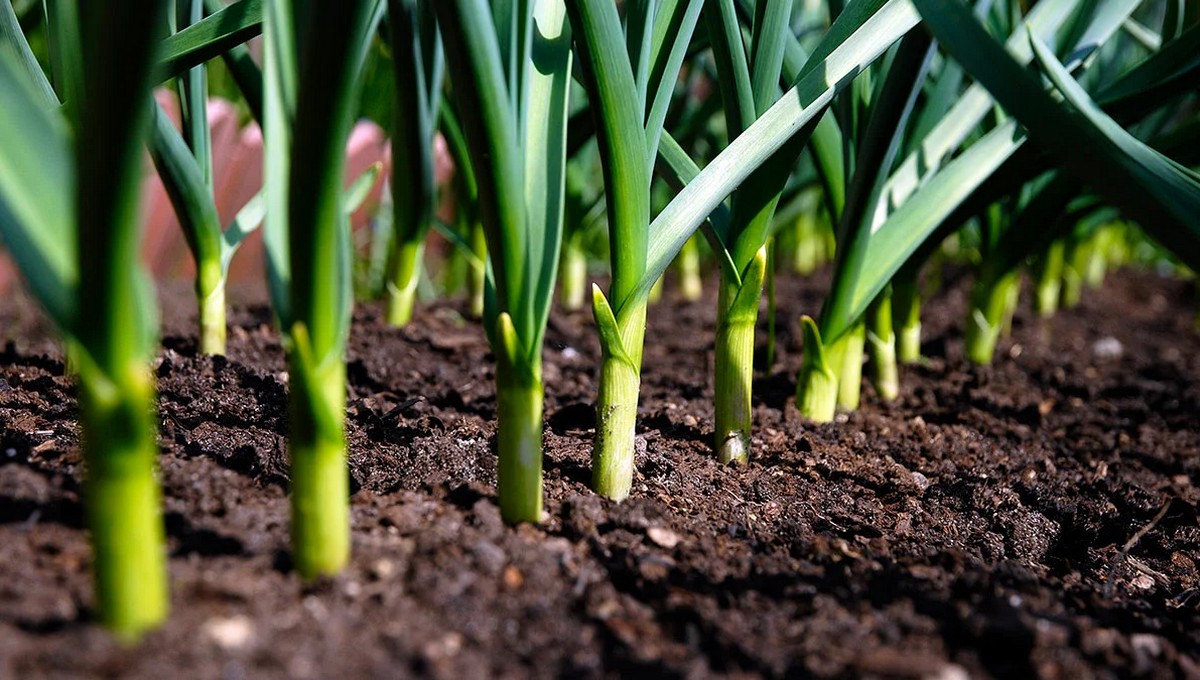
[[0, 57, 75, 332], [159, 0, 263, 81], [915, 0, 1200, 269], [622, 0, 921, 313]]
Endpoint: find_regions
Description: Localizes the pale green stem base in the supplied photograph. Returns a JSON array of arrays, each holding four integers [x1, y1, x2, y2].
[[898, 324, 922, 365], [496, 360, 544, 523], [1034, 241, 1064, 319], [560, 239, 587, 311], [1035, 279, 1061, 319], [836, 323, 865, 412], [439, 238, 468, 298], [766, 240, 777, 369], [965, 272, 1018, 365], [965, 307, 1001, 365], [287, 352, 350, 579], [796, 317, 837, 423], [788, 212, 824, 275], [592, 301, 646, 501], [999, 277, 1020, 339], [592, 353, 640, 500], [678, 235, 702, 301], [647, 276, 664, 304], [1084, 228, 1111, 288], [386, 239, 424, 327], [894, 274, 922, 364], [714, 278, 759, 465], [468, 222, 486, 319], [868, 329, 899, 402], [1061, 268, 1083, 309], [198, 277, 226, 356], [79, 363, 169, 641], [796, 223, 819, 275], [867, 296, 899, 402]]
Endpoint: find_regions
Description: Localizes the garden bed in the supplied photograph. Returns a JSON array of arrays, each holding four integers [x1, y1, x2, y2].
[[0, 268, 1197, 679]]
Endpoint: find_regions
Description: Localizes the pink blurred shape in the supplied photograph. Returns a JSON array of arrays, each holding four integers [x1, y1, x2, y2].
[[0, 93, 460, 298], [139, 92, 393, 285]]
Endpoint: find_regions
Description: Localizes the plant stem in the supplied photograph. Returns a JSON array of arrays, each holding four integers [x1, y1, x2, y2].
[[1084, 227, 1110, 288], [559, 233, 587, 310], [1034, 239, 1064, 318], [439, 236, 468, 298], [593, 350, 640, 500], [1061, 237, 1087, 308], [495, 321, 545, 522], [197, 260, 226, 355], [893, 268, 922, 363], [385, 236, 424, 326], [766, 238, 776, 368], [835, 321, 865, 411], [796, 316, 837, 422], [792, 211, 820, 274], [467, 219, 486, 318], [999, 274, 1020, 339], [715, 291, 756, 463], [77, 362, 168, 640], [1061, 264, 1083, 308], [287, 340, 349, 579], [714, 247, 766, 464], [965, 270, 1018, 364], [71, 0, 168, 639], [647, 275, 664, 304], [592, 299, 646, 501], [678, 234, 703, 300], [866, 290, 899, 401]]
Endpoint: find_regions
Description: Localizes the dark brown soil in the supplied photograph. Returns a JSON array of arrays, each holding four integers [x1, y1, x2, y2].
[[0, 268, 1197, 679]]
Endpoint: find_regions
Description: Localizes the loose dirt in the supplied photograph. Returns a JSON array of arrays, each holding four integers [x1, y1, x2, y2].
[[0, 269, 1196, 678]]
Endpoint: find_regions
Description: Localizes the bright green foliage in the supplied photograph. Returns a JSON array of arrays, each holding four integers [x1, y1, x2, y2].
[[566, 0, 703, 497], [798, 316, 838, 422], [262, 0, 384, 578], [577, 0, 921, 470], [866, 289, 898, 400], [1034, 240, 1066, 318], [892, 262, 922, 363], [920, 0, 1200, 263], [798, 26, 932, 419], [434, 0, 574, 523], [385, 0, 443, 327], [0, 0, 169, 640], [703, 0, 798, 461], [159, 0, 263, 79], [147, 5, 272, 356]]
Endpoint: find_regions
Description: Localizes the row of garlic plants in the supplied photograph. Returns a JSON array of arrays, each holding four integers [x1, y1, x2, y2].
[[0, 0, 1196, 639]]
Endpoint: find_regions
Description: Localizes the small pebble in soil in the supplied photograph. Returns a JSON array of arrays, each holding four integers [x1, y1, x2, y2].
[[1093, 336, 1123, 360], [1131, 574, 1156, 590], [911, 471, 931, 491], [202, 614, 255, 651], [422, 632, 464, 661], [503, 565, 524, 589], [646, 526, 680, 549], [369, 558, 395, 580], [930, 664, 971, 680]]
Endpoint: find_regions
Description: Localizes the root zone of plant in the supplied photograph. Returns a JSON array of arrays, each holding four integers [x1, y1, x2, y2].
[[0, 270, 1197, 679]]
